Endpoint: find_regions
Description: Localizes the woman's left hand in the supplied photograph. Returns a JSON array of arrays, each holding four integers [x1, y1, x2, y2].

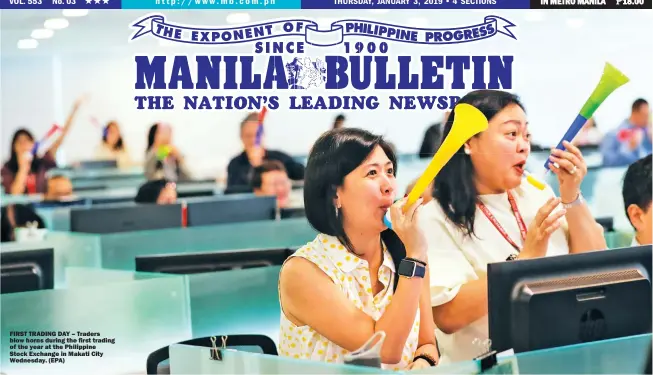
[[406, 358, 432, 371], [548, 140, 587, 203]]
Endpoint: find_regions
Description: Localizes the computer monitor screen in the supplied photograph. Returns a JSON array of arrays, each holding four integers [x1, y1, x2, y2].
[[77, 160, 118, 169], [279, 207, 306, 219], [70, 203, 182, 234], [488, 245, 652, 354], [30, 198, 89, 209], [1, 248, 54, 294], [135, 248, 293, 274], [186, 195, 276, 227]]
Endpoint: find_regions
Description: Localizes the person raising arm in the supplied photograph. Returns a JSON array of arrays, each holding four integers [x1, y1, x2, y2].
[[419, 90, 606, 362]]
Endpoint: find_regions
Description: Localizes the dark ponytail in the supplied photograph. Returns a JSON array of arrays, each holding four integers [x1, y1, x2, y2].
[[433, 90, 525, 238]]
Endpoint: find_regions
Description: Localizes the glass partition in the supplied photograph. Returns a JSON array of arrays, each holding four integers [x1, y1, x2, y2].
[[168, 343, 391, 374], [99, 218, 317, 270], [0, 267, 192, 375], [495, 333, 650, 374], [1, 232, 101, 288], [188, 266, 282, 339]]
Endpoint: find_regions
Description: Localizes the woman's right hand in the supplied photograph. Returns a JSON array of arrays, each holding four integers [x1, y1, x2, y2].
[[389, 197, 427, 262], [17, 152, 32, 173], [519, 197, 566, 259]]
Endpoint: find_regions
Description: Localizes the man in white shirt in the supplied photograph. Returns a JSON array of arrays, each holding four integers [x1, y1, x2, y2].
[[622, 155, 652, 246]]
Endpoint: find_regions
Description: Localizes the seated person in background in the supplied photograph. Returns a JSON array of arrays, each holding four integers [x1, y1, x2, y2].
[[43, 175, 73, 201], [333, 114, 346, 129], [1, 97, 83, 195], [600, 98, 652, 167], [419, 111, 450, 159], [95, 121, 133, 169], [405, 179, 433, 205], [226, 112, 305, 192], [2, 129, 57, 195], [252, 160, 291, 209], [622, 154, 652, 246], [144, 123, 191, 182], [1, 204, 46, 242], [421, 90, 606, 362], [134, 179, 177, 204], [573, 117, 602, 147], [278, 128, 439, 370]]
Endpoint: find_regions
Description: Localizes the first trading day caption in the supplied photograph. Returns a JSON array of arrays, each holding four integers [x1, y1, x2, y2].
[[129, 14, 518, 112], [9, 331, 116, 365]]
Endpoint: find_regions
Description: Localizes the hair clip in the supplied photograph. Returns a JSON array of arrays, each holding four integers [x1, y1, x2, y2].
[[210, 336, 228, 361], [472, 338, 498, 372]]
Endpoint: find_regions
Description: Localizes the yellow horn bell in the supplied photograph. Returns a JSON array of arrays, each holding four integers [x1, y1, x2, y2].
[[405, 103, 489, 209]]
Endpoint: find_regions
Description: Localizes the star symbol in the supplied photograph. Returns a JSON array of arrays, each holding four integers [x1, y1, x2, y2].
[[94, 0, 100, 3], [85, 0, 91, 3], [103, 0, 109, 3]]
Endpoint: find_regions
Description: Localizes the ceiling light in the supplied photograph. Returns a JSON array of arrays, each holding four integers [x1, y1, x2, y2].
[[17, 39, 38, 49], [226, 13, 250, 24], [31, 29, 54, 39], [62, 9, 89, 17], [44, 18, 70, 30]]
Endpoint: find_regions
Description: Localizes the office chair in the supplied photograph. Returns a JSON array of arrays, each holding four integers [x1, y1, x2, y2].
[[146, 334, 278, 374]]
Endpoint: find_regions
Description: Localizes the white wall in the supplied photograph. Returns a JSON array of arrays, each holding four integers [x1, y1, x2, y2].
[[1, 10, 651, 179]]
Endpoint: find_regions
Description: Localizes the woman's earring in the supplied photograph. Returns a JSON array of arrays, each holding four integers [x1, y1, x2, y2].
[[335, 206, 339, 218], [464, 147, 471, 155]]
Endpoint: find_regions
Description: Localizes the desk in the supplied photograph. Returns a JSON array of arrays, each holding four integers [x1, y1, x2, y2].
[[495, 333, 651, 374], [49, 166, 144, 182], [0, 267, 192, 375], [166, 333, 651, 374], [169, 342, 386, 374]]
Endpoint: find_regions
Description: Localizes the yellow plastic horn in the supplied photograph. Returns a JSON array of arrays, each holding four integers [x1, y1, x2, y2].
[[405, 103, 489, 209]]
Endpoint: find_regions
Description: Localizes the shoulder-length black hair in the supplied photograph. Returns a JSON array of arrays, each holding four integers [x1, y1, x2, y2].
[[303, 128, 406, 291], [103, 121, 124, 151], [433, 90, 525, 238], [146, 123, 159, 153], [6, 128, 40, 174]]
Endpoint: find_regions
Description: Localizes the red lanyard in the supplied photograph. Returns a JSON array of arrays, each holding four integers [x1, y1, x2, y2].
[[477, 191, 527, 252]]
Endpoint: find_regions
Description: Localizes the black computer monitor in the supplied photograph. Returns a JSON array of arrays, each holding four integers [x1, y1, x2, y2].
[[73, 183, 108, 191], [135, 248, 293, 274], [186, 195, 276, 227], [69, 203, 182, 234], [176, 180, 217, 199], [77, 160, 118, 169], [1, 248, 54, 294], [595, 217, 614, 232], [30, 198, 89, 209], [89, 196, 135, 206], [488, 245, 652, 354], [279, 207, 306, 219]]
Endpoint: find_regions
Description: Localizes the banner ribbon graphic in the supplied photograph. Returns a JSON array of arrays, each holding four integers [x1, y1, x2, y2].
[[130, 14, 517, 46]]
